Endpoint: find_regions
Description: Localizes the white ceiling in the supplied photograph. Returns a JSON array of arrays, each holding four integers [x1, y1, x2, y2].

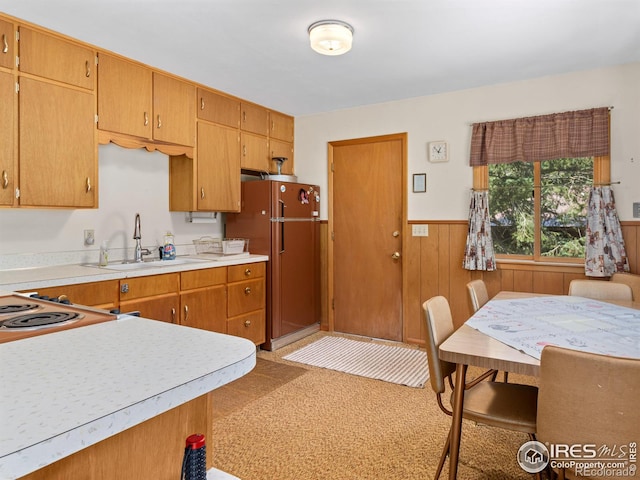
[[1, 0, 639, 116]]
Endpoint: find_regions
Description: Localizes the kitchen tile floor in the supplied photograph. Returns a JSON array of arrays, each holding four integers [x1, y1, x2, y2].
[[211, 357, 308, 420]]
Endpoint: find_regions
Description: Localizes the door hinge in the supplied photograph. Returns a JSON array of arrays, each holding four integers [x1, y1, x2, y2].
[[331, 162, 335, 172], [15, 81, 19, 94], [332, 298, 335, 310], [15, 188, 20, 199], [15, 55, 19, 68], [95, 114, 99, 124], [331, 231, 335, 241]]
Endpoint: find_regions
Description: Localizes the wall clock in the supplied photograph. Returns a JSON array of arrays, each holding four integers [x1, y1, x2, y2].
[[428, 141, 448, 163]]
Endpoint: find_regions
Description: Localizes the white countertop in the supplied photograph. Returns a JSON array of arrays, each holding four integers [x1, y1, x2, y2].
[[0, 254, 269, 292], [0, 316, 256, 479]]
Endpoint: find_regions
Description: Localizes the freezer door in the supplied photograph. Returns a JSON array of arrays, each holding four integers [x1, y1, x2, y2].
[[271, 181, 320, 219]]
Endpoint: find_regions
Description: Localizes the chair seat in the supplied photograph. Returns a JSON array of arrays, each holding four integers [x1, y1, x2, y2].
[[452, 381, 538, 434]]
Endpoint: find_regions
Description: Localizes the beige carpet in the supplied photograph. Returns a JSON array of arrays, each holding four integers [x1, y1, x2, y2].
[[212, 332, 536, 480]]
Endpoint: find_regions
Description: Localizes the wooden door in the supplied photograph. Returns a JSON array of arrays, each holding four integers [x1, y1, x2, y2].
[[180, 286, 227, 332], [97, 53, 153, 139], [19, 77, 96, 207], [152, 72, 195, 146], [240, 131, 269, 171], [330, 134, 405, 341], [0, 70, 15, 205], [197, 122, 240, 211], [0, 18, 15, 70]]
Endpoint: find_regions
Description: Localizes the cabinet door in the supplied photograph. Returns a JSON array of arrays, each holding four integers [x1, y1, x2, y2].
[[97, 53, 152, 139], [240, 131, 269, 172], [197, 88, 240, 128], [19, 77, 96, 207], [198, 122, 240, 212], [269, 139, 294, 175], [269, 111, 294, 142], [19, 27, 95, 90], [153, 72, 195, 146], [120, 294, 180, 324], [0, 71, 15, 206], [180, 285, 227, 332], [241, 102, 268, 136], [0, 18, 15, 70]]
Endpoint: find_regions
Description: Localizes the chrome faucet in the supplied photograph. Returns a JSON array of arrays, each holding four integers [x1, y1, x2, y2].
[[133, 213, 151, 262]]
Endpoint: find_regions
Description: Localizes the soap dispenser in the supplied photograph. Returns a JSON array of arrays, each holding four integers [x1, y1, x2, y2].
[[163, 232, 176, 260], [99, 241, 109, 266]]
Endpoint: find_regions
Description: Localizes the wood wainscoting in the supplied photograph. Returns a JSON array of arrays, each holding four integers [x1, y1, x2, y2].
[[319, 220, 640, 347]]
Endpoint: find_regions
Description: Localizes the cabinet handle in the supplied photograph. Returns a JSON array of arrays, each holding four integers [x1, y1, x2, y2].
[[242, 111, 246, 123], [171, 308, 176, 323], [271, 120, 275, 132], [200, 98, 205, 110], [183, 305, 189, 322], [2, 34, 7, 54], [86, 177, 92, 193], [157, 114, 162, 129], [2, 171, 7, 189], [244, 268, 251, 277], [144, 112, 149, 126], [244, 319, 251, 327], [244, 287, 251, 295], [85, 60, 91, 77], [201, 187, 205, 199]]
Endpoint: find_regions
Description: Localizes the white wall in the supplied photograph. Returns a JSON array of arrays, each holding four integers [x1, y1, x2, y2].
[[0, 144, 223, 265], [294, 62, 640, 222]]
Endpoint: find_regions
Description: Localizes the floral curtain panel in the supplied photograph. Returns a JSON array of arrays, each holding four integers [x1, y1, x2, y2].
[[585, 186, 629, 277], [463, 190, 496, 271]]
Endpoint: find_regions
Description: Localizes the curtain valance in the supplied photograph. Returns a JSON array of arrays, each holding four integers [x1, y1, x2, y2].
[[470, 107, 609, 166]]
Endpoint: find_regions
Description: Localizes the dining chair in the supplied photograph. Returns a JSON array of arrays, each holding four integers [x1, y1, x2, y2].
[[568, 279, 633, 301], [466, 279, 489, 312], [610, 272, 640, 300], [537, 345, 640, 480], [422, 296, 538, 480]]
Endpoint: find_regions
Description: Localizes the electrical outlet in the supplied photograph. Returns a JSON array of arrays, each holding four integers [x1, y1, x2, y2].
[[634, 203, 640, 219], [412, 224, 429, 237], [84, 229, 95, 246]]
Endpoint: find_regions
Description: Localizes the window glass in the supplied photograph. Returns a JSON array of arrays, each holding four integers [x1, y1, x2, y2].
[[489, 158, 593, 259]]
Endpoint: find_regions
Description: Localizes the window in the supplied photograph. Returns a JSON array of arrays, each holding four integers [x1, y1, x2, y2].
[[488, 157, 594, 260]]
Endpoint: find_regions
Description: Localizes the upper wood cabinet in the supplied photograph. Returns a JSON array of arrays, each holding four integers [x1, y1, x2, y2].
[[197, 87, 240, 128], [18, 76, 97, 207], [97, 53, 195, 148], [97, 53, 152, 139], [241, 102, 269, 136], [269, 139, 294, 175], [269, 111, 294, 142], [18, 27, 95, 90], [0, 70, 15, 206], [241, 131, 269, 172], [0, 18, 15, 70], [153, 72, 195, 146]]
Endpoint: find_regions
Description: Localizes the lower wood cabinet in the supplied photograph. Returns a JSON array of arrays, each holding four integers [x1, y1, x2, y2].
[[119, 273, 180, 323], [227, 263, 266, 345], [21, 280, 119, 311], [179, 267, 227, 332]]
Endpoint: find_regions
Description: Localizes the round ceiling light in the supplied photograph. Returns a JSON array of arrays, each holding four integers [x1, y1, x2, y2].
[[308, 20, 354, 56]]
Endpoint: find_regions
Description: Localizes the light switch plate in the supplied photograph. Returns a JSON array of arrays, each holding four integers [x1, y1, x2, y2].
[[412, 224, 429, 237], [633, 202, 640, 218]]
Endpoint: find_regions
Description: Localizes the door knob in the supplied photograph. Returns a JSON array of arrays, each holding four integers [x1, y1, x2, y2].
[[391, 252, 401, 260], [392, 231, 400, 237]]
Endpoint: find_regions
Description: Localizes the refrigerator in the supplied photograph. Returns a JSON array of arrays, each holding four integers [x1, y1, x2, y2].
[[226, 180, 320, 350]]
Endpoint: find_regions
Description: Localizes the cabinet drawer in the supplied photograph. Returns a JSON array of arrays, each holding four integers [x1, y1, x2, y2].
[[119, 273, 179, 300], [228, 263, 265, 283], [227, 310, 265, 345], [181, 267, 226, 290], [197, 88, 240, 128], [23, 280, 119, 308], [19, 27, 95, 90], [227, 278, 265, 317]]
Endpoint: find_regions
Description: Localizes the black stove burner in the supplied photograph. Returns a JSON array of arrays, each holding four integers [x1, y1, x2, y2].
[[0, 311, 83, 329], [0, 304, 41, 315]]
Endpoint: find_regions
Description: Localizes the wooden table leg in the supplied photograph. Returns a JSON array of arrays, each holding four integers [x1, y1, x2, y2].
[[448, 363, 467, 480]]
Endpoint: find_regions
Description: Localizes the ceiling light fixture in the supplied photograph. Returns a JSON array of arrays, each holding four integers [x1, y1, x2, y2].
[[308, 20, 354, 56]]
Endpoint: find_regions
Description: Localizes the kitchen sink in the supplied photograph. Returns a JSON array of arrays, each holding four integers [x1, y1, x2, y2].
[[85, 257, 208, 271]]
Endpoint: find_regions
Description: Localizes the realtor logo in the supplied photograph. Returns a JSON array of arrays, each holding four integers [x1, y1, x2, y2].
[[518, 440, 550, 473]]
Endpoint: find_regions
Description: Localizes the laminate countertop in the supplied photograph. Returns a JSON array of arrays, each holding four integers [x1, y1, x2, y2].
[[0, 254, 269, 292], [0, 315, 256, 479]]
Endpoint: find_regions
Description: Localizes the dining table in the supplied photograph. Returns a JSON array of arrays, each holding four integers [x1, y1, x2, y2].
[[438, 291, 640, 480]]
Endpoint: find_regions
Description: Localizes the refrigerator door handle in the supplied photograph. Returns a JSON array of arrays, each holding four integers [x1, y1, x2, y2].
[[279, 199, 285, 253]]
